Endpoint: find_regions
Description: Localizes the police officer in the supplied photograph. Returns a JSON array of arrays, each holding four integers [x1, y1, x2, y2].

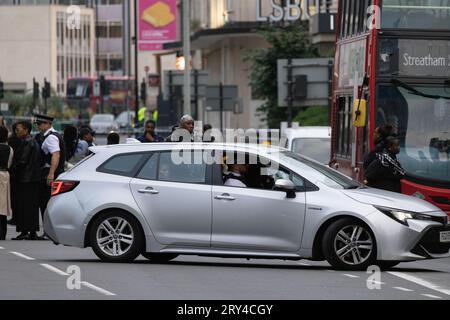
[[34, 114, 66, 231]]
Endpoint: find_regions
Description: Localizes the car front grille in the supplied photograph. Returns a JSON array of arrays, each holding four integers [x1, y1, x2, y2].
[[411, 226, 450, 257]]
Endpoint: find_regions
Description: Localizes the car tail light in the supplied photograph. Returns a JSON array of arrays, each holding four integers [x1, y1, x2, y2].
[[51, 181, 79, 197]]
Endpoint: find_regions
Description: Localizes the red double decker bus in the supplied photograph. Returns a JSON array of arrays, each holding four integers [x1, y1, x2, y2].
[[66, 76, 136, 116], [331, 0, 450, 214]]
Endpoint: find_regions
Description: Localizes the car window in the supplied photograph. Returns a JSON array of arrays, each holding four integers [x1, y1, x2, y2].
[[220, 151, 305, 191], [158, 152, 207, 184], [98, 153, 145, 177], [137, 153, 158, 180]]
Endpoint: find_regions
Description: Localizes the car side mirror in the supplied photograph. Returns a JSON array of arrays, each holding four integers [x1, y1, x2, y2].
[[275, 179, 296, 199]]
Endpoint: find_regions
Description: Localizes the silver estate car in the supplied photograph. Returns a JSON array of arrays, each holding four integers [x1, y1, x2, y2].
[[44, 143, 450, 270]]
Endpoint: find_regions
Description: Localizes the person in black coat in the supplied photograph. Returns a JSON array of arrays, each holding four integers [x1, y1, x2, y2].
[[10, 121, 43, 240], [363, 124, 394, 170], [365, 136, 405, 193], [7, 123, 22, 226]]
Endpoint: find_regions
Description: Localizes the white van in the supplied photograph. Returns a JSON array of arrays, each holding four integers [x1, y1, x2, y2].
[[284, 126, 332, 164]]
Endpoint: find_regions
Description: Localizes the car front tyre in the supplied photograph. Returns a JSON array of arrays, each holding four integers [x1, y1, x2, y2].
[[90, 211, 144, 263], [323, 218, 377, 271]]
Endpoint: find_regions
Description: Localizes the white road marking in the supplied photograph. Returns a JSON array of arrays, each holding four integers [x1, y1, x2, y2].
[[389, 272, 450, 296], [0, 247, 4, 250], [421, 294, 442, 299], [298, 262, 311, 266], [342, 274, 359, 278], [10, 251, 35, 261], [393, 287, 414, 292], [81, 281, 116, 296], [39, 264, 116, 296], [368, 281, 386, 285], [40, 264, 69, 276]]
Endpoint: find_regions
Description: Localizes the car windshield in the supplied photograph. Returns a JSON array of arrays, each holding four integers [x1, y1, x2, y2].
[[92, 115, 114, 123], [376, 83, 450, 184], [382, 0, 450, 30], [277, 151, 362, 190], [291, 138, 331, 164]]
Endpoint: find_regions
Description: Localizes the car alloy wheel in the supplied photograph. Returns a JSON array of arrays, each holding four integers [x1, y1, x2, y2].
[[323, 218, 377, 270], [90, 211, 144, 262], [96, 217, 134, 257], [334, 225, 373, 266]]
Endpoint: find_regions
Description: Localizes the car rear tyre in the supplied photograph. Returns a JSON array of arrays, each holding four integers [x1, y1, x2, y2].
[[141, 253, 179, 263], [90, 211, 144, 263], [323, 218, 376, 271]]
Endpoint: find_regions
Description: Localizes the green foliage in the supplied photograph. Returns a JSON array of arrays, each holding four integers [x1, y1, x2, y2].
[[1, 91, 66, 119], [246, 24, 319, 128], [294, 106, 329, 126]]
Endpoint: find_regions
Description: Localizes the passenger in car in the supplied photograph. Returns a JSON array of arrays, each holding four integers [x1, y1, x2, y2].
[[224, 163, 249, 188]]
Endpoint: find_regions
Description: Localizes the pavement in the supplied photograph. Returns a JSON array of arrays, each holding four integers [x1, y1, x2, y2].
[[1, 224, 450, 300]]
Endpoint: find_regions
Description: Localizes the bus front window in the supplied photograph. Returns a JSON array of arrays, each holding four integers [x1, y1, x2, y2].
[[376, 84, 450, 184], [382, 0, 450, 30]]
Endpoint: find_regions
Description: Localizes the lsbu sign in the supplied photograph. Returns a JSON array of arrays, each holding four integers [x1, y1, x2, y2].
[[256, 0, 312, 22]]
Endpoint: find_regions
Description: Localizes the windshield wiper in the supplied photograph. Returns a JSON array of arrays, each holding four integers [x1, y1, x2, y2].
[[391, 79, 450, 100]]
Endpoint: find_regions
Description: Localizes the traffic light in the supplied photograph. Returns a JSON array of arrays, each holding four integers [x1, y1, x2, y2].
[[33, 78, 39, 100], [99, 75, 107, 96], [42, 79, 51, 99], [0, 80, 4, 99], [140, 79, 147, 104]]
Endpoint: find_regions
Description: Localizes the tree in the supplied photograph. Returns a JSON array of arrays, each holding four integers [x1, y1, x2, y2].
[[246, 24, 319, 128]]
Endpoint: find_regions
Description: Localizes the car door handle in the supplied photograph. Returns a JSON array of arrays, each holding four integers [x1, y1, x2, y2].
[[138, 187, 159, 195], [214, 194, 235, 201]]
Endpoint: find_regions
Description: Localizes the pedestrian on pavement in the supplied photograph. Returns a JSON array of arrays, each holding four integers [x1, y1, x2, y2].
[[363, 124, 394, 170], [0, 125, 13, 240], [107, 132, 120, 145], [10, 121, 42, 240], [64, 125, 88, 166], [364, 136, 405, 193], [79, 127, 96, 148], [137, 120, 164, 143], [166, 115, 195, 142], [34, 114, 66, 230], [7, 122, 21, 226]]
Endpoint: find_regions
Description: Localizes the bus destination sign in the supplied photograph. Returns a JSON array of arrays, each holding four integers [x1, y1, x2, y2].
[[379, 38, 450, 78]]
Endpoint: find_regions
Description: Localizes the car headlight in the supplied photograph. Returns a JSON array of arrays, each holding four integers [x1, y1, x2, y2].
[[375, 206, 434, 226]]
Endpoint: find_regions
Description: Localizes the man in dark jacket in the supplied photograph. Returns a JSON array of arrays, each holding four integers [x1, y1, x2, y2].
[[363, 124, 394, 170], [11, 121, 42, 240], [137, 120, 164, 143], [365, 136, 405, 193]]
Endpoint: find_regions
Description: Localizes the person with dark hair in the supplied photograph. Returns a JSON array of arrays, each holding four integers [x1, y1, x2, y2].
[[363, 124, 394, 170], [64, 125, 88, 165], [365, 136, 405, 193], [0, 125, 13, 240], [10, 121, 42, 240], [107, 132, 120, 145], [137, 120, 164, 143], [7, 122, 22, 226]]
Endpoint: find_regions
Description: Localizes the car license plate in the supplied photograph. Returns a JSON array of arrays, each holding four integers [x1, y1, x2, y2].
[[440, 231, 450, 243]]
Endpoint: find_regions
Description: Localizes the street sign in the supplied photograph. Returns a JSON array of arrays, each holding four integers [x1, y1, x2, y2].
[[205, 85, 239, 112], [277, 58, 333, 108], [0, 103, 9, 112], [163, 70, 209, 100]]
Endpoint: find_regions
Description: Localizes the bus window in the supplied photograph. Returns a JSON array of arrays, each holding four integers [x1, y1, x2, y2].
[[376, 84, 450, 184], [382, 0, 450, 30]]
